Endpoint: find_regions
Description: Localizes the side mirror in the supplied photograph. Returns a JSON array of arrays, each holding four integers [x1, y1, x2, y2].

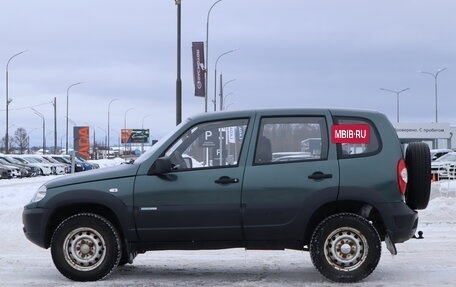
[[148, 156, 172, 175]]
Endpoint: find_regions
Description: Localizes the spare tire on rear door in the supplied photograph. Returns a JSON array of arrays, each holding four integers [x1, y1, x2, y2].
[[405, 142, 431, 210]]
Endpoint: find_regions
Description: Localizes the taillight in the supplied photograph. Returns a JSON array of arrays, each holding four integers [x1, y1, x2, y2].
[[397, 159, 408, 195]]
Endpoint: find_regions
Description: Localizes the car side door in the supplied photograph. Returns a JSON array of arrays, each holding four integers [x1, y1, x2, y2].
[[241, 112, 339, 244], [133, 118, 251, 243]]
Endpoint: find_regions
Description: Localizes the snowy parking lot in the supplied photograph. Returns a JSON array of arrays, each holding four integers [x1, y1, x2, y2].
[[1, 176, 455, 286]]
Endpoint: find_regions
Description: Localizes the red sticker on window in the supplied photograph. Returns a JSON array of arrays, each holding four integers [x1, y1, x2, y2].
[[331, 124, 370, 144]]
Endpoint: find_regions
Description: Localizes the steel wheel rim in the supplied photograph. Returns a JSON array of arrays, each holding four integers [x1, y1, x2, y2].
[[324, 227, 368, 272], [63, 227, 106, 271]]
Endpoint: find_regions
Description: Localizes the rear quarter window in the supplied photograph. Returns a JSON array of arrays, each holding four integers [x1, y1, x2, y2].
[[333, 117, 382, 159]]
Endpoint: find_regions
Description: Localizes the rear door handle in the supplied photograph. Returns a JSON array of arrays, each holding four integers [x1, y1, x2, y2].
[[308, 172, 333, 180], [215, 176, 239, 185]]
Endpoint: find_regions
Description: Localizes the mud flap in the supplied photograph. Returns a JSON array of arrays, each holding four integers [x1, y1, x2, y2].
[[385, 233, 397, 255]]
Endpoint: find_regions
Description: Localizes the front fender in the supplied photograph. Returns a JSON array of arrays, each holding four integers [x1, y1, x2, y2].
[[42, 189, 137, 246]]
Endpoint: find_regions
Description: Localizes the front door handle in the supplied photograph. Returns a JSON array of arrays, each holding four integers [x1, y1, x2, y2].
[[308, 171, 333, 180], [215, 176, 239, 185]]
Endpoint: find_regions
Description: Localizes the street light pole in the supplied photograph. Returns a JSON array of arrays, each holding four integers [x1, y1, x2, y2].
[[66, 82, 83, 154], [5, 50, 27, 153], [31, 108, 46, 154], [214, 49, 237, 111], [107, 98, 118, 154], [175, 0, 182, 125], [221, 78, 236, 111], [419, 67, 447, 123], [205, 0, 223, 113], [53, 97, 57, 154], [379, 88, 410, 123]]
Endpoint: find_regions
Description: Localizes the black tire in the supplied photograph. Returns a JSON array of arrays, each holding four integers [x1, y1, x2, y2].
[[50, 213, 121, 281], [405, 142, 431, 210], [310, 213, 381, 283]]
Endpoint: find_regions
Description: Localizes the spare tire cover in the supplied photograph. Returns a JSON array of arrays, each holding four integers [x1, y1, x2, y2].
[[405, 142, 431, 210]]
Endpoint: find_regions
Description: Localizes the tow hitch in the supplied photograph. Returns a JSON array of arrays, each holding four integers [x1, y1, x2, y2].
[[413, 231, 424, 239]]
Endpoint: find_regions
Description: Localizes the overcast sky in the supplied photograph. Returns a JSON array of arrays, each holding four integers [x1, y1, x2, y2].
[[1, 0, 455, 148]]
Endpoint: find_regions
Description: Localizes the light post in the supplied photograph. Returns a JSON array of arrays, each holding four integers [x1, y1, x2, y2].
[[107, 98, 118, 153], [28, 128, 38, 154], [5, 50, 27, 153], [66, 82, 83, 154], [124, 107, 135, 130], [141, 114, 152, 129], [98, 127, 107, 148], [175, 0, 182, 125], [214, 49, 237, 111], [220, 78, 236, 111], [31, 108, 46, 154], [379, 88, 410, 122], [53, 97, 57, 154], [223, 92, 234, 110], [111, 129, 121, 157], [205, 0, 223, 112], [418, 67, 447, 123]]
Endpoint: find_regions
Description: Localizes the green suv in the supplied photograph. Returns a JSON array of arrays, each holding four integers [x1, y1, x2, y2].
[[23, 108, 430, 283]]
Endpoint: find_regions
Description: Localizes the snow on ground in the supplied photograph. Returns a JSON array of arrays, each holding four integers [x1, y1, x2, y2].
[[87, 157, 126, 168], [1, 171, 455, 286]]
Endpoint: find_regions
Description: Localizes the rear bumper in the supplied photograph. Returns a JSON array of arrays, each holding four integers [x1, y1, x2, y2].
[[378, 202, 418, 243]]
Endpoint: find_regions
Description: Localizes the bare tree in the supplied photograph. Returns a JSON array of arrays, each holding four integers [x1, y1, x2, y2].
[[13, 127, 29, 154]]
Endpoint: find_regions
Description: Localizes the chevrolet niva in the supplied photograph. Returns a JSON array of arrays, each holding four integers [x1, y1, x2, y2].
[[23, 108, 431, 283]]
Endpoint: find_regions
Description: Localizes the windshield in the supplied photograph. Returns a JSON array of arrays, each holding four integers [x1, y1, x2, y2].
[[52, 156, 70, 164], [435, 153, 456, 162], [13, 157, 27, 164], [134, 119, 189, 164], [4, 156, 22, 164], [0, 158, 11, 165], [24, 157, 42, 163]]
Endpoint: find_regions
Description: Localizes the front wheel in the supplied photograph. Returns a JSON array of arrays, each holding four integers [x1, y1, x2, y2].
[[51, 213, 122, 281], [310, 213, 381, 283]]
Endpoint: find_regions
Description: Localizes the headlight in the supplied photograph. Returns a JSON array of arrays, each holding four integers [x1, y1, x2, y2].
[[31, 185, 47, 203]]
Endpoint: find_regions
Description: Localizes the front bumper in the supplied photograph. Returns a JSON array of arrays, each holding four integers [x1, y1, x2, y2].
[[22, 205, 52, 249]]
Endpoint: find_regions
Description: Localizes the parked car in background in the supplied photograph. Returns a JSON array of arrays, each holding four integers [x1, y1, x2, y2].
[[62, 155, 98, 171], [0, 163, 20, 178], [0, 157, 29, 177], [0, 155, 40, 177], [50, 155, 85, 173], [42, 156, 70, 173], [430, 149, 453, 161], [30, 155, 67, 175], [431, 151, 456, 180], [75, 155, 100, 170], [12, 156, 53, 176], [0, 165, 12, 179]]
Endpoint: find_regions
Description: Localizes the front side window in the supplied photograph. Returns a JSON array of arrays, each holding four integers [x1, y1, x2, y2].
[[164, 118, 248, 170], [254, 116, 328, 165]]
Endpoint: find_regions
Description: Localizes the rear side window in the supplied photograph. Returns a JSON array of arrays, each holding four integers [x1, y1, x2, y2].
[[254, 116, 328, 165], [333, 117, 381, 158]]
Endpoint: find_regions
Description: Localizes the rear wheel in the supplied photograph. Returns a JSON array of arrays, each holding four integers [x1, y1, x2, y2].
[[51, 213, 121, 281], [405, 142, 431, 210], [310, 213, 381, 283]]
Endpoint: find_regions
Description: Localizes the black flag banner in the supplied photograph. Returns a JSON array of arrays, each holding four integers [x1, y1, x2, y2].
[[192, 41, 206, 97]]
